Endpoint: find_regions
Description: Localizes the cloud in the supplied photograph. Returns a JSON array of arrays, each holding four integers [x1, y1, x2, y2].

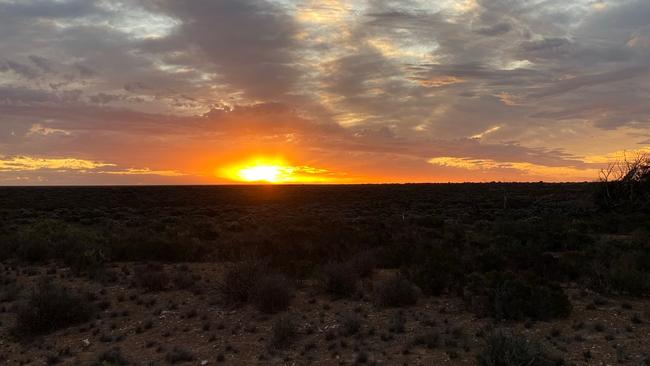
[[0, 156, 113, 172], [428, 157, 596, 181], [529, 65, 650, 98], [142, 0, 300, 99], [0, 0, 649, 183], [28, 124, 71, 137], [100, 168, 185, 177], [475, 22, 512, 36]]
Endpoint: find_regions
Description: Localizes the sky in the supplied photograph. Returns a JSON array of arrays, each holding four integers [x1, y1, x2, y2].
[[1, 0, 650, 184]]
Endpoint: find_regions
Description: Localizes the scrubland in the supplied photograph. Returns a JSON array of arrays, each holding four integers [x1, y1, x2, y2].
[[0, 184, 649, 365]]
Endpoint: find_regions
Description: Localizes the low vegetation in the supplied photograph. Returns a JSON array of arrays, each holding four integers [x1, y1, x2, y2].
[[0, 184, 649, 363], [374, 275, 419, 307], [466, 272, 572, 321], [250, 273, 293, 314], [269, 313, 298, 349], [15, 280, 94, 335], [216, 260, 267, 304], [477, 331, 563, 366]]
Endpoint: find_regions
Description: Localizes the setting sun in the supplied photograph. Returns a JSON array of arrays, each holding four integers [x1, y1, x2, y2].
[[237, 165, 288, 183], [219, 157, 337, 184]]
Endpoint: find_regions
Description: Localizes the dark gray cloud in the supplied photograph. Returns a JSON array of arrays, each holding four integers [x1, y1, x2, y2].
[[141, 0, 299, 99], [475, 22, 513, 36], [0, 0, 102, 19]]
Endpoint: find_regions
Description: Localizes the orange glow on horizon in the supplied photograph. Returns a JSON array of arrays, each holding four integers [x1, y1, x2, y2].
[[218, 157, 337, 184]]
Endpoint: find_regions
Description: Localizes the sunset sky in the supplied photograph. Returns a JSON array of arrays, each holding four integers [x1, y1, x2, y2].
[[1, 0, 650, 184]]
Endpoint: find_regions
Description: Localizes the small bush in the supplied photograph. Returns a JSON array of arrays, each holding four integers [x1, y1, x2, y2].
[[477, 331, 562, 366], [402, 245, 460, 296], [340, 313, 362, 336], [15, 281, 94, 335], [217, 260, 267, 304], [269, 313, 298, 349], [374, 275, 419, 307], [466, 272, 571, 321], [65, 245, 108, 280], [250, 274, 292, 314], [171, 269, 197, 291], [607, 258, 650, 296], [412, 331, 440, 349], [12, 220, 108, 264], [133, 263, 169, 292], [321, 262, 358, 298], [165, 347, 194, 364], [388, 311, 406, 333], [93, 347, 130, 366], [0, 282, 22, 303], [349, 249, 378, 278]]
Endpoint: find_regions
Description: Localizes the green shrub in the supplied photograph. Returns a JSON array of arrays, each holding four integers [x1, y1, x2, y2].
[[15, 281, 94, 335], [374, 275, 419, 307], [477, 331, 563, 366]]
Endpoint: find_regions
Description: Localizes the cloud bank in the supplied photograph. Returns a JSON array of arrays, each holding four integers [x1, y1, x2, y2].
[[1, 0, 649, 183]]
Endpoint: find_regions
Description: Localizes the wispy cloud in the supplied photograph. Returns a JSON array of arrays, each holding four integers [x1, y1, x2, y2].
[[0, 156, 113, 172]]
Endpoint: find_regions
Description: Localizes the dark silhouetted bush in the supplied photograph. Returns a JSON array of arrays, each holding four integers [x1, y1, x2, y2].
[[12, 220, 108, 264], [15, 281, 94, 335], [250, 273, 293, 314], [466, 272, 571, 321], [165, 347, 194, 364], [269, 313, 297, 349], [321, 261, 358, 298], [93, 347, 130, 366], [349, 249, 378, 278], [595, 154, 650, 209], [412, 331, 440, 349], [64, 245, 108, 279], [477, 331, 563, 366], [217, 260, 267, 304], [374, 275, 419, 307], [340, 313, 362, 336], [608, 261, 650, 296], [133, 263, 169, 292], [402, 244, 461, 296]]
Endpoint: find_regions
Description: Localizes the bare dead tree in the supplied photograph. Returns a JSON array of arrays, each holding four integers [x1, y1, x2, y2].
[[596, 152, 650, 208]]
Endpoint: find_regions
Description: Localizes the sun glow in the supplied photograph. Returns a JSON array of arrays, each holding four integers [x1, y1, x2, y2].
[[238, 165, 288, 183], [219, 157, 334, 183]]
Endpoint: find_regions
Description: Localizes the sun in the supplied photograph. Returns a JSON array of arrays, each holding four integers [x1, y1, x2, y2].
[[218, 157, 336, 184], [220, 157, 297, 183], [237, 165, 286, 183]]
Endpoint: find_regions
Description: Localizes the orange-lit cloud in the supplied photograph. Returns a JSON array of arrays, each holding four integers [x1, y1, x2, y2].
[[416, 76, 465, 88], [0, 156, 113, 172], [428, 157, 597, 181]]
